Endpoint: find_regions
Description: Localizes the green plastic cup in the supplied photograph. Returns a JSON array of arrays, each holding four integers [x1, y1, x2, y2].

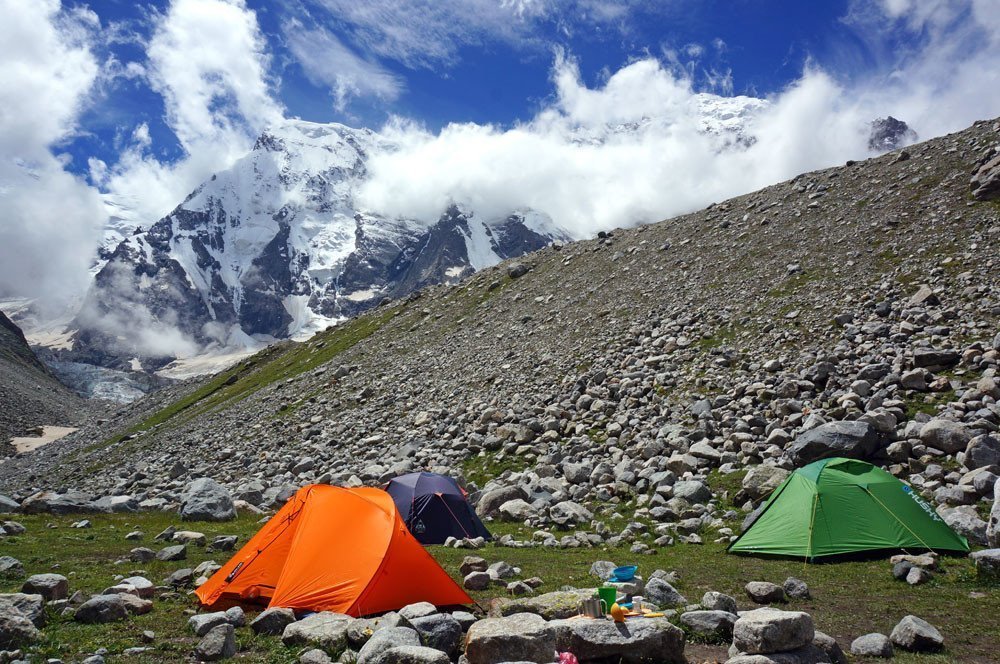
[[597, 586, 617, 610]]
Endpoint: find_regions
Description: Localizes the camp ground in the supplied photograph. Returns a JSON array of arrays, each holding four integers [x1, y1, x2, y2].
[[196, 484, 473, 615]]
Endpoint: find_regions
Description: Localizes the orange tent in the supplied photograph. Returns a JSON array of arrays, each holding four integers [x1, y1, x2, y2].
[[195, 485, 473, 616]]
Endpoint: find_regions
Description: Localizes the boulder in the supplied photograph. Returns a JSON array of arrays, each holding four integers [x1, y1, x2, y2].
[[673, 480, 713, 504], [972, 153, 1000, 201], [0, 610, 39, 649], [464, 571, 491, 590], [460, 556, 489, 576], [549, 616, 686, 663], [251, 607, 297, 635], [21, 573, 68, 601], [0, 494, 19, 512], [409, 613, 462, 656], [745, 582, 785, 604], [357, 626, 420, 663], [189, 611, 230, 636], [0, 594, 45, 627], [477, 486, 528, 516], [589, 561, 617, 581], [970, 549, 1000, 579], [851, 632, 893, 658], [785, 421, 878, 467], [742, 466, 790, 502], [912, 348, 960, 371], [940, 506, 988, 545], [732, 608, 814, 655], [180, 478, 236, 521], [549, 501, 593, 525], [494, 589, 594, 620], [782, 578, 810, 600], [194, 623, 236, 661], [725, 644, 832, 663], [0, 557, 24, 578], [701, 591, 738, 614], [156, 544, 187, 561], [890, 615, 944, 652], [120, 576, 155, 599], [74, 595, 130, 623], [680, 610, 737, 641], [644, 577, 688, 607], [920, 419, 971, 454], [371, 645, 449, 664], [964, 435, 1000, 470], [282, 612, 353, 655], [498, 499, 536, 522], [20, 490, 96, 515], [464, 612, 556, 664], [399, 602, 437, 620], [813, 630, 847, 664], [989, 478, 1000, 547]]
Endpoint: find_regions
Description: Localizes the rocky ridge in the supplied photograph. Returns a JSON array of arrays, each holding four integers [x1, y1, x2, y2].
[[0, 311, 87, 447], [1, 118, 999, 554]]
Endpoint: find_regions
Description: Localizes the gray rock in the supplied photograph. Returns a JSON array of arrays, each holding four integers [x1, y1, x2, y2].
[[282, 612, 353, 655], [476, 486, 528, 517], [460, 556, 488, 576], [742, 466, 790, 501], [409, 613, 462, 656], [673, 480, 713, 504], [21, 574, 68, 601], [940, 507, 988, 545], [20, 490, 97, 515], [970, 549, 1000, 579], [74, 595, 129, 623], [398, 602, 437, 621], [549, 500, 593, 525], [989, 478, 1000, 547], [464, 612, 556, 664], [164, 567, 195, 587], [194, 623, 236, 661], [120, 576, 155, 599], [0, 494, 19, 513], [701, 591, 738, 614], [890, 614, 944, 652], [494, 589, 594, 620], [498, 499, 536, 522], [785, 421, 878, 466], [851, 632, 893, 658], [725, 644, 832, 663], [180, 477, 236, 521], [589, 561, 617, 581], [732, 608, 814, 655], [972, 153, 1000, 200], [892, 560, 913, 580], [0, 610, 39, 649], [680, 610, 737, 640], [300, 649, 333, 664], [644, 577, 688, 607], [913, 348, 960, 371], [744, 581, 785, 604], [129, 547, 156, 562], [189, 611, 229, 636], [357, 626, 420, 664], [906, 566, 932, 585], [451, 610, 477, 632], [156, 544, 187, 561], [964, 435, 1000, 470], [371, 645, 449, 664], [782, 577, 810, 600], [0, 593, 45, 627], [920, 419, 971, 454], [251, 607, 297, 635], [0, 557, 24, 578], [463, 571, 491, 590], [549, 616, 686, 663], [224, 605, 245, 627], [813, 630, 848, 664]]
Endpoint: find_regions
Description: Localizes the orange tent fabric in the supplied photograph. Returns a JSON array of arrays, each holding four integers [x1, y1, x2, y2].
[[195, 485, 473, 616]]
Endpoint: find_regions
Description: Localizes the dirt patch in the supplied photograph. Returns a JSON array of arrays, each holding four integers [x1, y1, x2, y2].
[[10, 425, 78, 453]]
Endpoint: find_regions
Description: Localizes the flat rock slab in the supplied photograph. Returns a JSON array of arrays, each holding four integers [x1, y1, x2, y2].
[[465, 612, 556, 664], [890, 615, 944, 652], [281, 612, 352, 656], [493, 589, 594, 620], [550, 616, 686, 663], [732, 608, 814, 655]]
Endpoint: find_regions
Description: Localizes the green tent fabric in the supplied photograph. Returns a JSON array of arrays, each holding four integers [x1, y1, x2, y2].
[[727, 457, 969, 560]]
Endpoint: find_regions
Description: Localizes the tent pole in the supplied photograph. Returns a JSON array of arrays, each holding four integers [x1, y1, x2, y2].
[[862, 486, 938, 555], [804, 492, 819, 567]]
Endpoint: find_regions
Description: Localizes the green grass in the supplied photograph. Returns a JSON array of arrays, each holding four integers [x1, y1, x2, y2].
[[461, 452, 533, 488], [3, 512, 998, 662], [903, 389, 957, 420]]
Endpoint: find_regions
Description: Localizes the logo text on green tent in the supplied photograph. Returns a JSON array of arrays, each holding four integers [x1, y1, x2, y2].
[[902, 485, 943, 522]]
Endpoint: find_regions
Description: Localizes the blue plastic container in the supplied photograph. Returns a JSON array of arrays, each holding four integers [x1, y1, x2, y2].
[[609, 565, 637, 581]]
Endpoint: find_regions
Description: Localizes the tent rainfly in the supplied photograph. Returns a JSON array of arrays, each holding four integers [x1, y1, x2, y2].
[[195, 485, 473, 615], [727, 457, 969, 560], [385, 472, 492, 544]]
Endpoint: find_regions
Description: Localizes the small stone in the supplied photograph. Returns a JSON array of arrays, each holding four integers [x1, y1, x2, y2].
[[782, 577, 810, 599], [744, 581, 785, 604], [22, 574, 68, 602], [251, 607, 297, 635], [194, 623, 236, 661], [156, 545, 187, 561]]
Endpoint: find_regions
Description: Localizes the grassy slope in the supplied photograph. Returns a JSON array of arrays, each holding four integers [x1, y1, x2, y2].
[[2, 512, 997, 663]]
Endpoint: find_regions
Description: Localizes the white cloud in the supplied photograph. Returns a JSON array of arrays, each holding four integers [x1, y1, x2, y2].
[[0, 0, 106, 311], [99, 0, 284, 225], [283, 21, 404, 111], [358, 1, 1000, 239]]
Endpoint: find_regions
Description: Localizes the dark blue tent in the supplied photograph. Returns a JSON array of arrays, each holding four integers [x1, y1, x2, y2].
[[385, 472, 492, 544]]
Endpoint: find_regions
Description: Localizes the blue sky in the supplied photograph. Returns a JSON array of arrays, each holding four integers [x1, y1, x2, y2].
[[66, 0, 884, 177]]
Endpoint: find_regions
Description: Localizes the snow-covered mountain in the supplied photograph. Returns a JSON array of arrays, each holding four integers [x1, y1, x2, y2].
[[72, 121, 567, 369]]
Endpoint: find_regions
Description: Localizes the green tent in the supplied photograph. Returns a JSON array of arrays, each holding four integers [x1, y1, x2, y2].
[[727, 457, 969, 560]]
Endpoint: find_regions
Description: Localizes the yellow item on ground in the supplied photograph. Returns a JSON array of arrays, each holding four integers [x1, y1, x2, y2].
[[609, 602, 627, 623]]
